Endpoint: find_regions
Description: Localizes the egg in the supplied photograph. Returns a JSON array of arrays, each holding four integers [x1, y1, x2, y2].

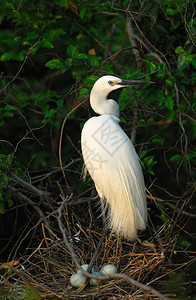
[[77, 264, 95, 274], [100, 264, 118, 275], [90, 271, 102, 286], [70, 273, 86, 288]]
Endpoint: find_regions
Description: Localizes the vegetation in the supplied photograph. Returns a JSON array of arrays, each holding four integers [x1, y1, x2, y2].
[[0, 0, 195, 299]]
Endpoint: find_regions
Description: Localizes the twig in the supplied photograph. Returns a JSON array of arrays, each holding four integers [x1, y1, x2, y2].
[[10, 172, 53, 203], [30, 158, 81, 184], [165, 188, 195, 245], [0, 37, 41, 93], [137, 69, 161, 79], [67, 198, 91, 206], [73, 18, 111, 56], [8, 214, 41, 261], [101, 46, 140, 66], [162, 187, 196, 265], [146, 51, 189, 185], [125, 18, 142, 144], [8, 185, 52, 233], [126, 18, 142, 68], [12, 268, 41, 299], [58, 98, 87, 186], [147, 194, 196, 219], [128, 12, 171, 73], [57, 197, 81, 270], [133, 34, 151, 52]]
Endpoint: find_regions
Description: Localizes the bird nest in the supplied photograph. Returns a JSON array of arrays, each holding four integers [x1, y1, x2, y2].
[[0, 189, 195, 300]]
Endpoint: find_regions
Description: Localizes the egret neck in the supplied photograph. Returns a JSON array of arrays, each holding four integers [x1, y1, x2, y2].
[[90, 89, 120, 117]]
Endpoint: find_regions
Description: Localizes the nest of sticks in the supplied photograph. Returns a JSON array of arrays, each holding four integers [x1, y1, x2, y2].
[[0, 176, 195, 300]]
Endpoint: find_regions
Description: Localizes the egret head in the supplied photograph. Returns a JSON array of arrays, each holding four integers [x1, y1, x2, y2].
[[90, 75, 154, 117], [91, 75, 154, 95]]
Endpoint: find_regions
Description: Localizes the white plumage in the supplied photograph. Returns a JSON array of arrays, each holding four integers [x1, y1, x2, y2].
[[81, 75, 149, 240]]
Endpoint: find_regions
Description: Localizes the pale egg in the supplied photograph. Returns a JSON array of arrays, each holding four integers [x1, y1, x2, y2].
[[77, 264, 95, 274], [100, 264, 118, 275], [70, 273, 86, 288], [90, 271, 102, 286]]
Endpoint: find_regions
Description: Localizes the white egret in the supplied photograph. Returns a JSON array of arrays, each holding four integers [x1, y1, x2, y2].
[[81, 75, 152, 240]]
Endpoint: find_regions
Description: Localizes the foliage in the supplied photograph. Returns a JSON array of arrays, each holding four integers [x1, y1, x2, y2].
[[0, 0, 195, 297]]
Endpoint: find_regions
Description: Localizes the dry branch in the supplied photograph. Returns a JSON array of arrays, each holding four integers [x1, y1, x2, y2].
[[10, 172, 53, 203]]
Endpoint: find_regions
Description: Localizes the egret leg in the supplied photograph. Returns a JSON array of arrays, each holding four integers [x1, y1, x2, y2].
[[147, 222, 157, 245], [87, 230, 107, 273]]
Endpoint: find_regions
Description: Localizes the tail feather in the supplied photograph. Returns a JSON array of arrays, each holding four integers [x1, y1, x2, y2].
[[95, 157, 146, 240]]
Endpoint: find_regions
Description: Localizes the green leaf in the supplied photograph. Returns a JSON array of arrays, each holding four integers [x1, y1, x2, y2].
[[166, 8, 179, 15], [146, 118, 154, 125], [77, 53, 88, 59], [7, 198, 14, 208], [170, 155, 182, 162], [4, 2, 15, 9], [144, 155, 156, 167], [144, 60, 157, 72], [165, 79, 174, 87], [26, 31, 39, 40], [157, 202, 166, 209], [191, 56, 196, 68], [138, 119, 145, 126], [119, 116, 126, 123], [175, 46, 184, 54], [15, 52, 24, 61], [142, 155, 157, 175], [80, 7, 87, 19], [160, 213, 168, 222], [138, 118, 154, 126], [79, 88, 88, 98], [140, 150, 148, 159], [88, 54, 100, 68], [56, 28, 66, 35], [0, 202, 5, 214], [180, 240, 191, 247], [7, 154, 12, 167], [164, 97, 174, 110], [57, 99, 64, 107], [55, 0, 68, 8], [4, 112, 14, 118], [79, 6, 92, 19], [152, 137, 165, 145], [67, 45, 78, 59], [65, 57, 72, 68], [84, 75, 99, 86], [0, 79, 6, 88], [167, 109, 175, 120], [146, 168, 155, 175], [5, 105, 16, 111], [177, 53, 194, 69], [45, 59, 63, 69], [41, 39, 54, 49], [1, 52, 14, 61]]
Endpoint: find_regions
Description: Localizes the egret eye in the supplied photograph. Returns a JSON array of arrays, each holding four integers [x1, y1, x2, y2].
[[108, 80, 113, 85]]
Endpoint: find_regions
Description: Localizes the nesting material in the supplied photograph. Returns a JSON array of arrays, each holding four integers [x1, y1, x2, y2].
[[1, 192, 192, 300]]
